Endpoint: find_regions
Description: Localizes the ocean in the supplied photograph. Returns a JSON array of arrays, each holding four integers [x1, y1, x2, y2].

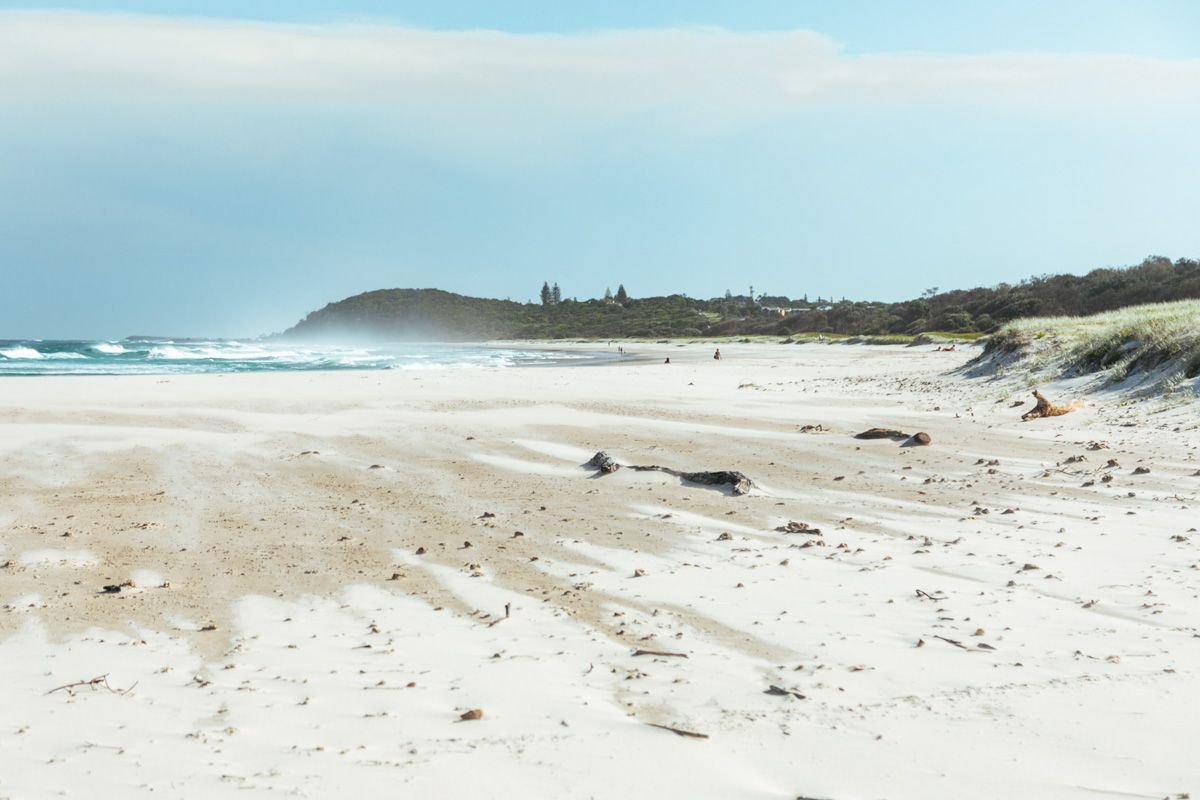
[[0, 339, 613, 376]]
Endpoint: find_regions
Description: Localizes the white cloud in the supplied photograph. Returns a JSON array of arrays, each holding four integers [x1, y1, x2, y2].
[[5, 11, 1200, 102], [1, 10, 1198, 161]]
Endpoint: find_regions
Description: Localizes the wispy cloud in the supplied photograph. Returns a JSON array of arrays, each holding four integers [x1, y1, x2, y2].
[[4, 10, 1199, 130]]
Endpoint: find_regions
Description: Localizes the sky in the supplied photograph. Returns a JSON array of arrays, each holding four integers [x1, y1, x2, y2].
[[2, 2, 1199, 339]]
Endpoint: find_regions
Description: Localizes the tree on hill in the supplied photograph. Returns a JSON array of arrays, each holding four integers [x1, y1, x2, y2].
[[604, 287, 613, 302], [278, 255, 1200, 342], [552, 283, 562, 304]]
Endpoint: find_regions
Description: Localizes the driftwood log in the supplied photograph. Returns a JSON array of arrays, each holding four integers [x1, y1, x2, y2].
[[585, 451, 753, 495], [1021, 390, 1078, 421], [854, 428, 910, 440], [856, 428, 932, 447]]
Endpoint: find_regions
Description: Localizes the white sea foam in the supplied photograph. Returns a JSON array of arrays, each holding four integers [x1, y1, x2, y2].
[[394, 362, 450, 370], [147, 345, 191, 360], [150, 344, 280, 361], [0, 347, 42, 359], [0, 339, 611, 375]]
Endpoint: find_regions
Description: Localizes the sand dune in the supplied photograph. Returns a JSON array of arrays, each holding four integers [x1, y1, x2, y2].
[[1, 343, 1197, 799]]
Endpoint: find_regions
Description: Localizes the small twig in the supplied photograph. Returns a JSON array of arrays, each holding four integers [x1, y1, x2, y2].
[[47, 675, 107, 695], [647, 723, 709, 739], [632, 649, 689, 658], [914, 589, 937, 601], [46, 674, 137, 696], [81, 741, 126, 752], [932, 635, 969, 651], [1040, 467, 1085, 477]]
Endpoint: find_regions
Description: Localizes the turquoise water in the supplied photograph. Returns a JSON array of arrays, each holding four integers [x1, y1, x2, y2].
[[0, 339, 612, 376]]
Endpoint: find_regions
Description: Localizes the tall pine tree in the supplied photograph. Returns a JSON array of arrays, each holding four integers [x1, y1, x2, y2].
[[552, 283, 562, 304], [540, 281, 552, 307], [615, 284, 628, 303]]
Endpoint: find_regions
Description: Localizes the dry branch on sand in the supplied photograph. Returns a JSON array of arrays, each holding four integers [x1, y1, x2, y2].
[[632, 649, 688, 658], [585, 451, 753, 495], [47, 675, 137, 697], [1021, 390, 1080, 421], [647, 723, 709, 739]]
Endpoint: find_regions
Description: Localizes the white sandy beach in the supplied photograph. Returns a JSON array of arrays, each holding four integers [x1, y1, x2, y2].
[[1, 342, 1197, 799]]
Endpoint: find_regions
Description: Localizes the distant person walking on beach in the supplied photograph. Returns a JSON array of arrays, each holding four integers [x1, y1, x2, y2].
[[713, 348, 721, 360]]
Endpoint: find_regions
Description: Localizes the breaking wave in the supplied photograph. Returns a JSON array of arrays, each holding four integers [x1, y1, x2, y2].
[[0, 338, 611, 376]]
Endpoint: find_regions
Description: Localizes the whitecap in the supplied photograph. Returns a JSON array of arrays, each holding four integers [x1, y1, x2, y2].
[[91, 342, 127, 354], [0, 346, 42, 359], [147, 345, 190, 360]]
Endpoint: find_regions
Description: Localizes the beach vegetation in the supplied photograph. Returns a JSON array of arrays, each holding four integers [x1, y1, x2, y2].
[[281, 255, 1199, 344], [968, 299, 1200, 393]]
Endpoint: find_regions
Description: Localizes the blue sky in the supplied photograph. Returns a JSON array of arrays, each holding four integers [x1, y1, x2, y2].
[[2, 2, 1199, 338]]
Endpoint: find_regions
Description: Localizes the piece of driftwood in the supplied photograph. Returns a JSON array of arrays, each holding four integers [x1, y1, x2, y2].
[[775, 521, 822, 535], [632, 649, 689, 658], [1021, 390, 1078, 420], [629, 465, 753, 495], [672, 469, 753, 495], [647, 723, 709, 739], [585, 452, 753, 495], [586, 451, 621, 473], [854, 428, 909, 440], [764, 685, 806, 699]]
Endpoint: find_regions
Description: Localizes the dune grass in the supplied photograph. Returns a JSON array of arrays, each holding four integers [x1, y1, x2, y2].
[[987, 300, 1200, 389]]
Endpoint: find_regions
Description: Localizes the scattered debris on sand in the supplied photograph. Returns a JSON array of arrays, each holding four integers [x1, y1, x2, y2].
[[775, 521, 822, 535]]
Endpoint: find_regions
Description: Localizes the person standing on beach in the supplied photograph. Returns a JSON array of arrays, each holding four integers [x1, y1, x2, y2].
[[713, 348, 721, 360]]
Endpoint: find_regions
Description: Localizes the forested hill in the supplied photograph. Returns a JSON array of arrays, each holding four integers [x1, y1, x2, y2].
[[279, 256, 1200, 340], [280, 288, 713, 340]]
